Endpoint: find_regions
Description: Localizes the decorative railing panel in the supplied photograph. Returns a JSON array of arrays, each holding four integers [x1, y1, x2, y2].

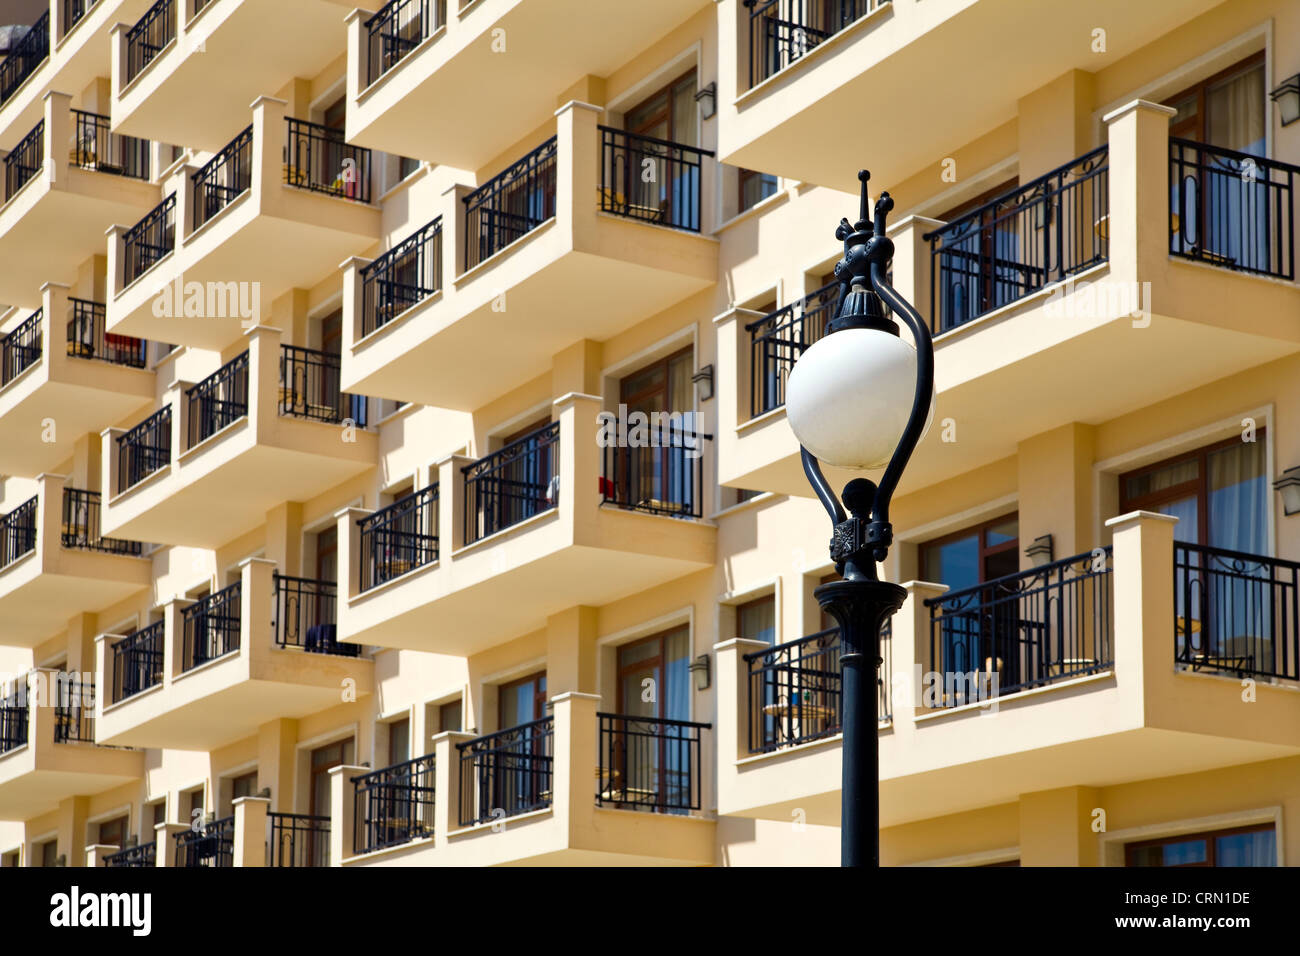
[[463, 137, 557, 270], [457, 718, 553, 827]]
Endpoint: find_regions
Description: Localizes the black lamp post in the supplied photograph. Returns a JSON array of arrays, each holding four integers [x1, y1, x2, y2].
[[784, 170, 935, 868]]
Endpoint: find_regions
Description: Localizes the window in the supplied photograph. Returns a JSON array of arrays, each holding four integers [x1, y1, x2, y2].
[[738, 168, 778, 212], [439, 700, 462, 733], [230, 770, 258, 802], [1126, 823, 1276, 867], [310, 739, 354, 819], [399, 156, 420, 179], [185, 787, 205, 827], [97, 816, 129, 849], [613, 347, 698, 514], [933, 177, 1021, 331], [626, 70, 698, 147], [499, 672, 547, 730], [617, 627, 690, 722], [0, 850, 17, 867], [737, 596, 775, 644], [1166, 53, 1265, 154], [149, 800, 166, 830], [39, 839, 57, 867], [922, 514, 1020, 684], [388, 717, 410, 765]]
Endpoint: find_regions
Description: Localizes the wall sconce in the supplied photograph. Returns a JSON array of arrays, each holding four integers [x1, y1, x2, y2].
[[255, 786, 271, 799], [692, 364, 714, 401], [54, 854, 67, 867], [1024, 534, 1054, 567], [1271, 74, 1300, 127], [694, 82, 717, 120], [689, 653, 711, 691], [1275, 466, 1300, 516]]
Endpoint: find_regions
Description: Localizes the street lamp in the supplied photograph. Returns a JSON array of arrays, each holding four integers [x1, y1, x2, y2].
[[784, 170, 935, 868]]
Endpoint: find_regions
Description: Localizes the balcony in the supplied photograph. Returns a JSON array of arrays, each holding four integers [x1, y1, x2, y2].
[[173, 815, 233, 867], [0, 1, 153, 144], [100, 325, 376, 548], [0, 671, 144, 820], [337, 393, 714, 655], [345, 0, 712, 170], [0, 284, 153, 477], [0, 94, 156, 309], [716, 102, 1300, 499], [110, 0, 359, 150], [94, 557, 374, 750], [715, 513, 1300, 828], [333, 692, 714, 865], [0, 474, 150, 648], [717, 0, 1223, 193], [341, 102, 717, 411], [106, 98, 380, 352]]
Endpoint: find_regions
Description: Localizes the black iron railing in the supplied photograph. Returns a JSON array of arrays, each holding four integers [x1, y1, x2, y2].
[[62, 488, 142, 555], [463, 422, 559, 545], [1, 310, 42, 385], [745, 627, 841, 753], [358, 484, 438, 591], [104, 842, 156, 868], [365, 0, 445, 85], [601, 420, 710, 518], [186, 351, 248, 447], [463, 137, 557, 270], [71, 110, 150, 180], [192, 125, 252, 230], [53, 675, 95, 743], [0, 10, 48, 105], [0, 688, 26, 754], [67, 298, 147, 367], [925, 547, 1114, 706], [0, 496, 36, 569], [64, 1, 100, 36], [284, 118, 372, 202], [174, 816, 233, 868], [745, 0, 877, 88], [267, 812, 330, 866], [745, 282, 839, 418], [359, 217, 442, 335], [117, 406, 171, 492], [273, 573, 358, 657], [181, 582, 242, 671], [353, 753, 435, 853], [596, 713, 709, 813], [1174, 542, 1300, 683], [123, 194, 176, 284], [111, 622, 164, 703], [926, 145, 1109, 334], [598, 126, 712, 232], [458, 718, 553, 827], [1170, 139, 1296, 281], [279, 345, 367, 425], [125, 0, 173, 83], [3, 120, 44, 201]]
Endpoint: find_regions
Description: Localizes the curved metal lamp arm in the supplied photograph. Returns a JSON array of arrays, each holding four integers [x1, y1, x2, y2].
[[801, 446, 847, 527], [868, 259, 934, 537]]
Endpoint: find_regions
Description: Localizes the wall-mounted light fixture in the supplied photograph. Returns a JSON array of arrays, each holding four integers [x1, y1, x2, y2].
[[1025, 534, 1054, 567], [1275, 466, 1300, 515], [689, 653, 711, 691], [693, 364, 714, 401], [1271, 74, 1300, 127], [255, 786, 272, 799], [694, 82, 717, 120]]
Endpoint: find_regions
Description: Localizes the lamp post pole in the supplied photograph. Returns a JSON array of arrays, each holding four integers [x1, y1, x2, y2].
[[790, 170, 935, 867]]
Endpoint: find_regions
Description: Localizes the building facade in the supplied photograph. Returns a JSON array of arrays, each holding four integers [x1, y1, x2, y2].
[[0, 0, 1298, 867]]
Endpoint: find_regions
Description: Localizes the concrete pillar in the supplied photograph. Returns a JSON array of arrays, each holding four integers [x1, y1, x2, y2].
[[554, 392, 601, 540], [232, 796, 270, 866], [1105, 510, 1178, 707], [551, 339, 602, 398], [545, 607, 599, 697], [251, 95, 289, 210], [55, 796, 88, 870], [886, 215, 944, 335], [1017, 423, 1098, 565], [154, 823, 189, 867], [84, 845, 116, 868], [1102, 99, 1177, 287], [1019, 785, 1102, 866], [335, 505, 371, 600], [432, 730, 475, 846], [551, 691, 600, 847], [257, 718, 298, 812], [327, 763, 368, 865], [554, 100, 602, 249], [436, 454, 473, 555], [1016, 71, 1097, 181], [891, 581, 947, 718], [243, 324, 282, 438]]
